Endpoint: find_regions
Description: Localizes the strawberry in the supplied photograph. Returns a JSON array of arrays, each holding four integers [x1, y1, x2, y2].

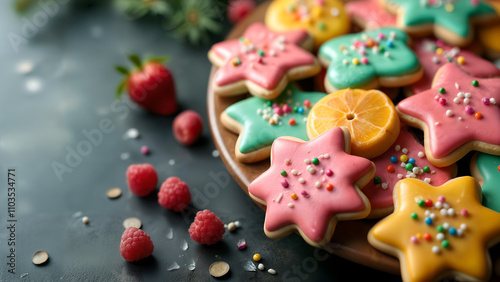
[[116, 54, 178, 115]]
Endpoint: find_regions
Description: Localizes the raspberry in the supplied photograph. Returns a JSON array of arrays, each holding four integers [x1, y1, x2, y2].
[[227, 0, 256, 24], [189, 210, 225, 245], [126, 164, 158, 197], [119, 227, 154, 262], [158, 177, 191, 212], [172, 110, 203, 146]]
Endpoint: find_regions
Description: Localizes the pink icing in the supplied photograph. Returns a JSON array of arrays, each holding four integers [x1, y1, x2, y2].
[[398, 63, 500, 159], [248, 127, 373, 243], [346, 0, 397, 29], [362, 125, 454, 211], [411, 38, 500, 94], [210, 23, 315, 90]]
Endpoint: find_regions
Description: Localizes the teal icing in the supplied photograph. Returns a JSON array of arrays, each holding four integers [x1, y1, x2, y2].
[[225, 84, 325, 154], [387, 0, 496, 37], [319, 27, 420, 89], [476, 152, 500, 213]]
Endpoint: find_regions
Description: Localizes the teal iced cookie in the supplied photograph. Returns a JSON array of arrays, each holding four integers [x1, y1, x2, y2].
[[318, 27, 422, 93], [471, 152, 500, 213], [221, 84, 325, 163], [384, 0, 497, 46]]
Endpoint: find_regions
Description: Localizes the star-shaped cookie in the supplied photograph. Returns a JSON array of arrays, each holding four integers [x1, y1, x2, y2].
[[265, 0, 351, 50], [397, 63, 500, 167], [248, 127, 375, 247], [471, 152, 500, 213], [368, 177, 500, 282], [346, 0, 397, 30], [382, 0, 498, 46], [318, 27, 422, 92], [208, 23, 321, 100], [221, 84, 326, 163], [363, 124, 456, 218], [408, 38, 500, 95]]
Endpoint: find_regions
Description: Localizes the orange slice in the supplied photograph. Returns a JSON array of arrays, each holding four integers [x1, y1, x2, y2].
[[307, 88, 399, 159]]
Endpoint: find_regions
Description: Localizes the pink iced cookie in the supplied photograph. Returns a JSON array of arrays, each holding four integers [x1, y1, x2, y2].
[[248, 127, 375, 247], [363, 125, 456, 218], [346, 0, 397, 30], [208, 23, 321, 100], [407, 38, 500, 95], [397, 63, 500, 167]]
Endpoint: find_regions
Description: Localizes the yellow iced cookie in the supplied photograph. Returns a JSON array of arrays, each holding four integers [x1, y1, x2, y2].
[[479, 1, 500, 59], [368, 177, 500, 282], [265, 0, 350, 50]]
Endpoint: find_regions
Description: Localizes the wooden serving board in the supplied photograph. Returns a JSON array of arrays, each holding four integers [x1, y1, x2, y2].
[[207, 1, 401, 275]]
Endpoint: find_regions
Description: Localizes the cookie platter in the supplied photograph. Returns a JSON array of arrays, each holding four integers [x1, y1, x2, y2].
[[207, 0, 500, 277], [207, 1, 403, 273]]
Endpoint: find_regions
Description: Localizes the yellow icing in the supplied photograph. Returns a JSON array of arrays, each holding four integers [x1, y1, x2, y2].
[[480, 1, 500, 52], [369, 177, 500, 281], [265, 0, 350, 49]]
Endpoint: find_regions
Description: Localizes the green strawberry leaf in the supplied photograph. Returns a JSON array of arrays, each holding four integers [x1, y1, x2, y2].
[[128, 54, 143, 70], [115, 65, 129, 75], [147, 56, 169, 64], [116, 79, 128, 99]]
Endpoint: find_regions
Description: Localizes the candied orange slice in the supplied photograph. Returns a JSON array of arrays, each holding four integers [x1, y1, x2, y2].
[[307, 88, 399, 159]]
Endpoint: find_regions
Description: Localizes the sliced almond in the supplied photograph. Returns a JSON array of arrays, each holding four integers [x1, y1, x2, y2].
[[123, 217, 142, 229], [106, 187, 122, 199], [32, 251, 49, 265]]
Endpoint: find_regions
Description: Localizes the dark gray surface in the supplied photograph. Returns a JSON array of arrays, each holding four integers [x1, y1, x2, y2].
[[0, 2, 402, 281]]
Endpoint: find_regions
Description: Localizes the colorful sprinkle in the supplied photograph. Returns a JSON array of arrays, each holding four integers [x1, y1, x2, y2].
[[411, 212, 418, 219], [425, 217, 433, 225], [423, 166, 430, 173], [472, 80, 479, 87], [408, 158, 416, 165], [312, 158, 319, 165], [387, 165, 395, 173], [418, 199, 425, 207], [253, 254, 261, 261], [461, 209, 469, 216], [281, 179, 289, 188], [423, 233, 432, 241], [299, 178, 305, 184], [405, 163, 414, 171], [289, 119, 296, 125], [325, 183, 334, 191], [374, 177, 382, 184], [465, 106, 474, 115], [410, 236, 418, 244], [438, 87, 446, 94], [441, 240, 450, 248], [474, 112, 482, 119], [360, 57, 369, 64], [390, 156, 397, 163], [457, 56, 465, 65], [281, 170, 287, 177], [400, 155, 408, 162], [449, 227, 457, 236], [425, 199, 433, 207], [301, 190, 309, 197], [437, 225, 444, 233], [325, 169, 333, 176], [352, 58, 360, 65], [291, 193, 298, 200], [315, 182, 321, 188]]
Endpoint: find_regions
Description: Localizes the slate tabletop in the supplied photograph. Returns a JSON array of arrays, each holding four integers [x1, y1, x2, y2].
[[0, 1, 402, 281]]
